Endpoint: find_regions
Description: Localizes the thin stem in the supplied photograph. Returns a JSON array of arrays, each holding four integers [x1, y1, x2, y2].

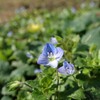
[[22, 82, 34, 92], [56, 69, 59, 100], [72, 75, 77, 83]]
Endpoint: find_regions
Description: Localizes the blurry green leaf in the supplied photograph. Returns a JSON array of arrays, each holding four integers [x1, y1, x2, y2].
[[82, 68, 90, 75], [70, 11, 99, 32], [17, 90, 33, 100], [7, 81, 21, 91], [98, 50, 100, 60], [0, 51, 7, 60], [0, 61, 12, 83], [4, 49, 13, 57], [1, 96, 12, 100], [68, 88, 86, 99], [82, 27, 100, 49], [1, 86, 15, 96], [10, 63, 34, 80]]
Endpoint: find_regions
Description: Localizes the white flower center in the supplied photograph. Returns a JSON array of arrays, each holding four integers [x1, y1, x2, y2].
[[47, 52, 56, 61]]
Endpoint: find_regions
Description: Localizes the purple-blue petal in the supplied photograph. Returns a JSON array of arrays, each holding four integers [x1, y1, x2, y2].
[[42, 43, 57, 56], [67, 64, 75, 74], [37, 54, 48, 65], [64, 61, 75, 74], [63, 61, 71, 69], [55, 47, 64, 61], [58, 66, 67, 75], [58, 61, 75, 75]]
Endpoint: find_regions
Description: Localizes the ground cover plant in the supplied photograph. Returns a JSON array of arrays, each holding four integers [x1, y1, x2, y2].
[[0, 6, 100, 100]]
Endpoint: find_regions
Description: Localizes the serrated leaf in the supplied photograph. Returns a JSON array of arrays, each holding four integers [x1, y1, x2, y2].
[[26, 80, 39, 89]]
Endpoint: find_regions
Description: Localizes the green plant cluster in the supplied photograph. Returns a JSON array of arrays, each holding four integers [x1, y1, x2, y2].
[[0, 7, 100, 100]]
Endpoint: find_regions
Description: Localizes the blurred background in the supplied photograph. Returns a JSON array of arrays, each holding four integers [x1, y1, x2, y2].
[[0, 0, 100, 24], [0, 0, 100, 100]]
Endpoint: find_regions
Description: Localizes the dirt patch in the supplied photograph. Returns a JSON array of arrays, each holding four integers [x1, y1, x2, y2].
[[0, 0, 99, 24]]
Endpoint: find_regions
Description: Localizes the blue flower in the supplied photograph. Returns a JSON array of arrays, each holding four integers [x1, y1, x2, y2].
[[58, 61, 75, 75], [34, 69, 42, 74], [37, 43, 64, 68], [71, 7, 76, 13], [50, 37, 58, 44], [7, 31, 13, 37]]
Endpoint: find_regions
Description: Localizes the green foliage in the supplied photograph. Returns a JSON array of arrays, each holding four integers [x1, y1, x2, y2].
[[0, 61, 12, 83], [82, 26, 100, 49], [68, 88, 86, 100], [0, 6, 100, 100]]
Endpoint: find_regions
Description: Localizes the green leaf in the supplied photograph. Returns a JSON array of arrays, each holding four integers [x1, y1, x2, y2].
[[68, 88, 86, 100], [26, 80, 39, 89], [7, 81, 21, 91], [0, 61, 12, 83], [1, 96, 12, 100], [32, 89, 47, 100], [82, 68, 90, 75], [10, 63, 34, 80], [70, 11, 99, 32], [17, 90, 33, 100], [0, 50, 7, 60], [82, 27, 100, 49]]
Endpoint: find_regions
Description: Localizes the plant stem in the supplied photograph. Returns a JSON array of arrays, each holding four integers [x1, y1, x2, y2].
[[22, 82, 34, 92], [56, 69, 59, 100], [72, 75, 77, 83]]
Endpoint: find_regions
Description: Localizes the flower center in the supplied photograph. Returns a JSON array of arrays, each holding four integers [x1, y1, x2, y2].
[[47, 52, 56, 61]]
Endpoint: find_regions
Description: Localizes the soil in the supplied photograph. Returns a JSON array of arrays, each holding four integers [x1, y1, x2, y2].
[[0, 0, 99, 24]]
